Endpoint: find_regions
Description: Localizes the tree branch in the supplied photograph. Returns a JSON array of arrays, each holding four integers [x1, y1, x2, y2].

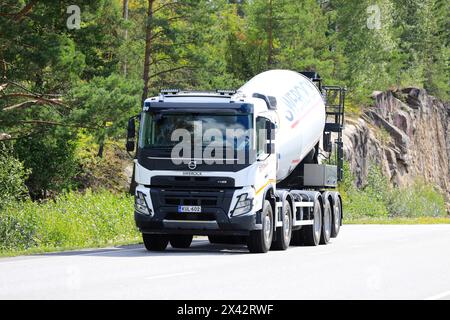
[[6, 120, 100, 130], [150, 65, 192, 79], [153, 1, 187, 15], [13, 0, 38, 21], [0, 133, 12, 141], [1, 93, 67, 108], [2, 100, 40, 111]]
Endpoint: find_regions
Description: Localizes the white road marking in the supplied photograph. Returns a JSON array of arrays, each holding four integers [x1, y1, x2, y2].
[[145, 272, 195, 281], [424, 290, 450, 300]]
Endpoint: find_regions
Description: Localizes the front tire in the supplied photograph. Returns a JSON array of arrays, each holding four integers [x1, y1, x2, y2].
[[247, 200, 273, 253], [271, 202, 292, 250], [170, 235, 193, 249], [143, 233, 169, 251]]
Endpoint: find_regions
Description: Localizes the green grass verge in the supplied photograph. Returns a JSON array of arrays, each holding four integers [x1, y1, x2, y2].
[[0, 190, 140, 257], [344, 216, 450, 225]]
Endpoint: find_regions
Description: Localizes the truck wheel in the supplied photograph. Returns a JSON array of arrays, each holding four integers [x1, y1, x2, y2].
[[247, 200, 273, 253], [271, 202, 292, 250], [170, 235, 193, 249], [331, 196, 342, 238], [142, 233, 169, 251], [300, 198, 322, 246], [320, 198, 332, 245]]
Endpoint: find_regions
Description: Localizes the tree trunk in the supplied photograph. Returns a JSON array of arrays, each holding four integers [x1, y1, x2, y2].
[[267, 0, 274, 67], [142, 0, 154, 105], [123, 0, 129, 77]]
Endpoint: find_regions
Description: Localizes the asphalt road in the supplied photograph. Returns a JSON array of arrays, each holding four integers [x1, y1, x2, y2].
[[1, 225, 450, 300]]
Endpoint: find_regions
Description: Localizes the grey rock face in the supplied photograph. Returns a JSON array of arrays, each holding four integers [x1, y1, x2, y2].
[[343, 88, 450, 204]]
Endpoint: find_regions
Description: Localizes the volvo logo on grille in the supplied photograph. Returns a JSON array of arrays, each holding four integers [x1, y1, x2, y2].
[[188, 161, 197, 170]]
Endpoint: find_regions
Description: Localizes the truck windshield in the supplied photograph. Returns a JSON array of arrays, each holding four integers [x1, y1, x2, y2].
[[139, 113, 252, 152]]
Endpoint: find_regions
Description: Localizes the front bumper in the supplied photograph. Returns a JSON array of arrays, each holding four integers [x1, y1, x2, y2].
[[135, 211, 258, 236], [134, 185, 259, 235]]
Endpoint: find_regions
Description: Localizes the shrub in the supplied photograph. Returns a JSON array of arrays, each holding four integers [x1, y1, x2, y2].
[[387, 180, 447, 217], [340, 161, 447, 220], [0, 190, 138, 253], [0, 206, 38, 251], [0, 142, 30, 210], [14, 129, 79, 199], [339, 161, 389, 219], [345, 189, 389, 219]]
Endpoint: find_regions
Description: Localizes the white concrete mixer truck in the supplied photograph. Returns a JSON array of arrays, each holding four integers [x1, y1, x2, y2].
[[126, 70, 346, 253]]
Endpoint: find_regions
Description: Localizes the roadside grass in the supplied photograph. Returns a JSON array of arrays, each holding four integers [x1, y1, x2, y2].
[[0, 189, 140, 257], [344, 216, 450, 225]]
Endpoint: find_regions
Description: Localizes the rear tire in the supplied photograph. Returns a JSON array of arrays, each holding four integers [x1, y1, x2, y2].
[[170, 235, 193, 249], [271, 202, 292, 250], [320, 197, 332, 245], [247, 200, 273, 253], [300, 198, 322, 246], [143, 233, 169, 251], [331, 196, 342, 238]]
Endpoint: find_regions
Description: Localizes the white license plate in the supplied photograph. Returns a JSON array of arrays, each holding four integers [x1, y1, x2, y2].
[[178, 206, 202, 213]]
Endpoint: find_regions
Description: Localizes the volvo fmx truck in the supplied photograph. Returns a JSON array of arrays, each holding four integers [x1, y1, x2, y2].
[[126, 70, 346, 253]]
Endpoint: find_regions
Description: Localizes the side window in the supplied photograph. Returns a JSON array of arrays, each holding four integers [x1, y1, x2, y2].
[[256, 117, 270, 159]]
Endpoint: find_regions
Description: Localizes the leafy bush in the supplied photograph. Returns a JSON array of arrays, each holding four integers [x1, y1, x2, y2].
[[340, 161, 447, 220], [388, 180, 447, 217], [341, 162, 389, 219], [0, 142, 30, 210], [0, 190, 138, 253], [345, 189, 389, 219], [74, 135, 130, 193], [0, 206, 38, 251], [14, 129, 79, 199]]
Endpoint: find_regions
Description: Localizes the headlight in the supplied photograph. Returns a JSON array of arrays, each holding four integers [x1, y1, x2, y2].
[[135, 192, 151, 215], [232, 193, 253, 216]]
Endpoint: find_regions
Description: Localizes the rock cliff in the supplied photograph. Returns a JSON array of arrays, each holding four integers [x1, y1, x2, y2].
[[343, 88, 450, 204]]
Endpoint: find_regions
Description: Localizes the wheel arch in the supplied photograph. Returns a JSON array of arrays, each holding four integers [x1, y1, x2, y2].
[[262, 186, 276, 212]]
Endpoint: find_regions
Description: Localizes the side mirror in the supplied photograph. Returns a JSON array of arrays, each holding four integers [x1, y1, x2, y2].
[[323, 132, 332, 153], [126, 117, 136, 152]]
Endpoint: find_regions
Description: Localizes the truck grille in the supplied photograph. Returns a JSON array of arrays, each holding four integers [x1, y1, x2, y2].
[[150, 187, 235, 220], [163, 196, 218, 207]]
